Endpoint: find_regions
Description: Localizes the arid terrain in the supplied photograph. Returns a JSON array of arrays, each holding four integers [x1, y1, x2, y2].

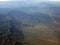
[[0, 1, 60, 45]]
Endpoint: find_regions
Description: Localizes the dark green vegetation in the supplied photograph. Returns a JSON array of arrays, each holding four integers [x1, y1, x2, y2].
[[0, 2, 60, 45]]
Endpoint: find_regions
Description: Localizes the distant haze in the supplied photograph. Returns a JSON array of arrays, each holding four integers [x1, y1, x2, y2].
[[0, 0, 60, 8]]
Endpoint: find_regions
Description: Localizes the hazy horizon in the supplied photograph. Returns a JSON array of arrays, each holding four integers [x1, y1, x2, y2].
[[0, 0, 60, 8]]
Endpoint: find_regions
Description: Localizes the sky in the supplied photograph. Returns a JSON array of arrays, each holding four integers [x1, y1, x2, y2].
[[0, 0, 60, 1]]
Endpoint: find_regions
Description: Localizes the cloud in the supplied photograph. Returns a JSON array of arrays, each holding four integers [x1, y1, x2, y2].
[[9, 0, 27, 1], [49, 0, 60, 1]]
